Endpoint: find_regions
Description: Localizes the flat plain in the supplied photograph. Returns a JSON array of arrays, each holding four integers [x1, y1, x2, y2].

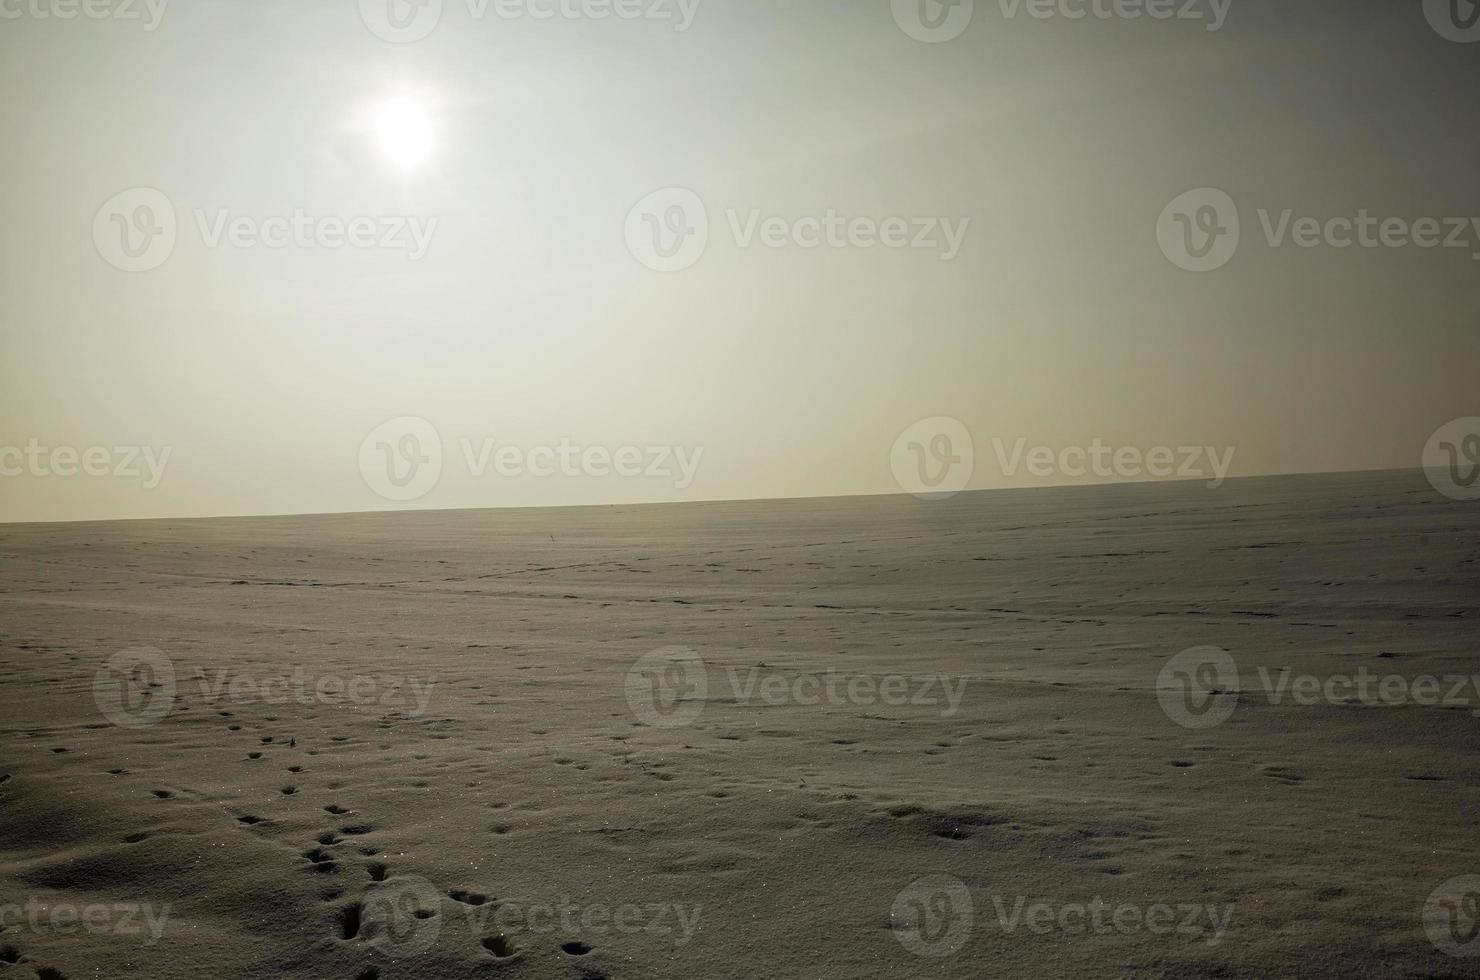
[[1, 469, 1477, 979]]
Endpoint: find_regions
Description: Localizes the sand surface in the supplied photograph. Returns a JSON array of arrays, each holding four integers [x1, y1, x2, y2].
[[1, 470, 1478, 979]]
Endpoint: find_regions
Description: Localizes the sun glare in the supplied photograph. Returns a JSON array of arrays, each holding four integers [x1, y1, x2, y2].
[[371, 97, 435, 172]]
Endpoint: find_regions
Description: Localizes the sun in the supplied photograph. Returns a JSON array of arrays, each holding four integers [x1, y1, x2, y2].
[[370, 97, 435, 172]]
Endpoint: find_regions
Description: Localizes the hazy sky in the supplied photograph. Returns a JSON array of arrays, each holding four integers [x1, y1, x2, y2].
[[2, 0, 1477, 521]]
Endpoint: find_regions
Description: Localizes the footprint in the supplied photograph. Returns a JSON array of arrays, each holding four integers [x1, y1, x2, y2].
[[122, 832, 150, 844], [338, 902, 363, 939], [481, 934, 518, 959], [317, 832, 342, 845], [0, 945, 19, 964], [151, 789, 172, 799], [237, 815, 265, 825], [932, 828, 972, 841], [324, 804, 350, 815], [339, 824, 374, 836], [561, 941, 592, 956], [449, 889, 490, 906], [281, 786, 297, 796], [303, 848, 337, 872], [367, 863, 388, 882], [1260, 765, 1305, 784]]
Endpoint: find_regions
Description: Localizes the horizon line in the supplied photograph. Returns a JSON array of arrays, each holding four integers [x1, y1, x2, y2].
[[0, 463, 1432, 528]]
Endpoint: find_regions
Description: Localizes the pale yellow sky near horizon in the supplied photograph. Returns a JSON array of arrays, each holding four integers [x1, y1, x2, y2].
[[1, 0, 1478, 521]]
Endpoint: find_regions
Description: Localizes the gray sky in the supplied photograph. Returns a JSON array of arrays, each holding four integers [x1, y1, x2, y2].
[[2, 0, 1477, 521]]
